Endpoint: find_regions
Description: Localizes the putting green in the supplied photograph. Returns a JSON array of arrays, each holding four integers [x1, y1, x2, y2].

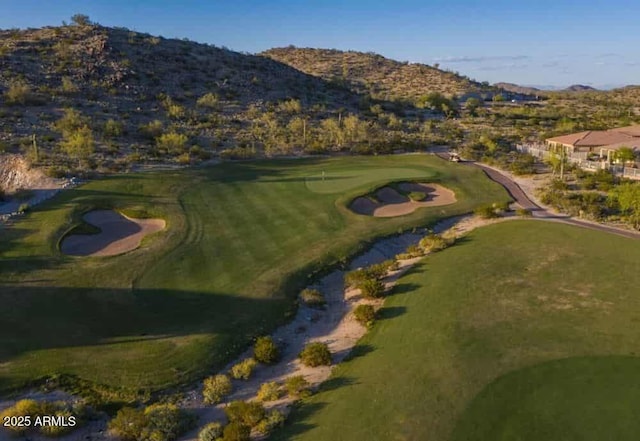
[[452, 356, 640, 441], [305, 166, 433, 194]]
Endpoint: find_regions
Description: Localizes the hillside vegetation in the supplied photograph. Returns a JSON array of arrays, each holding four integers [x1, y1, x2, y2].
[[263, 47, 492, 102]]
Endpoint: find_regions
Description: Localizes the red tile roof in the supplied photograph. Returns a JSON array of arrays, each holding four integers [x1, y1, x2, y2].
[[546, 125, 640, 148]]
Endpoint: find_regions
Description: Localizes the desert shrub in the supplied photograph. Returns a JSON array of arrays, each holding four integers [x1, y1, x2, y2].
[[197, 93, 219, 109], [493, 201, 511, 212], [139, 120, 164, 139], [156, 132, 188, 155], [408, 191, 427, 201], [198, 422, 223, 441], [221, 421, 249, 441], [255, 409, 286, 435], [104, 119, 124, 138], [224, 401, 265, 428], [509, 153, 536, 175], [359, 278, 386, 298], [344, 260, 395, 289], [474, 204, 499, 219], [419, 233, 451, 253], [108, 407, 148, 440], [256, 381, 281, 402], [285, 375, 311, 398], [219, 147, 257, 160], [60, 125, 94, 164], [229, 358, 257, 380], [516, 207, 532, 217], [396, 244, 424, 259], [142, 404, 195, 441], [4, 80, 33, 105], [39, 408, 76, 436], [0, 400, 49, 434], [299, 342, 331, 367], [254, 336, 279, 364], [55, 108, 87, 135], [109, 404, 194, 441], [353, 304, 376, 328], [18, 203, 29, 213], [203, 374, 232, 404], [61, 76, 79, 94], [176, 153, 191, 164], [300, 288, 325, 308]]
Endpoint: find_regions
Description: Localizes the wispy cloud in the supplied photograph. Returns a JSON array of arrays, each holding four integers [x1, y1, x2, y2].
[[432, 55, 529, 63], [595, 52, 622, 59], [475, 63, 530, 72]]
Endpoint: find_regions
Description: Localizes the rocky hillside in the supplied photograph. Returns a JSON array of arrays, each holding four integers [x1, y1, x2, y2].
[[262, 47, 494, 102], [0, 23, 365, 173]]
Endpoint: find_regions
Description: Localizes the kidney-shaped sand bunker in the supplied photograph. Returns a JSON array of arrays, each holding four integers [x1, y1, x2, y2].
[[60, 210, 165, 257], [349, 182, 456, 217]]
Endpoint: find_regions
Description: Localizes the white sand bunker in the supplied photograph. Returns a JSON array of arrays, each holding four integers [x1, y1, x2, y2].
[[61, 210, 165, 257], [350, 182, 456, 217]]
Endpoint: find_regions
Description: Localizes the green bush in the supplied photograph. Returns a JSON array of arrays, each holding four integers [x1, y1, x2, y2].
[[229, 358, 257, 380], [198, 422, 223, 441], [55, 108, 87, 135], [108, 407, 147, 440], [221, 421, 249, 441], [408, 191, 427, 201], [0, 400, 77, 436], [300, 288, 326, 308], [299, 342, 332, 367], [345, 259, 396, 289], [285, 375, 311, 398], [254, 336, 279, 364], [516, 207, 532, 217], [104, 119, 124, 138], [255, 409, 286, 435], [4, 80, 34, 105], [353, 304, 376, 328], [141, 404, 195, 441], [474, 204, 499, 219], [419, 234, 451, 253], [202, 374, 232, 404], [396, 244, 424, 259], [256, 381, 281, 402], [139, 120, 164, 139], [197, 93, 220, 109], [157, 132, 188, 155], [359, 278, 386, 298], [109, 405, 195, 441], [224, 401, 265, 428]]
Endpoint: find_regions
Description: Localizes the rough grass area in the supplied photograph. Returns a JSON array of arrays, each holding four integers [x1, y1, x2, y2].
[[274, 221, 640, 441], [0, 156, 507, 400]]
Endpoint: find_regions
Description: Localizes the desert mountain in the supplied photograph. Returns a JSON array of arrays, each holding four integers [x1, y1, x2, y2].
[[262, 47, 493, 102]]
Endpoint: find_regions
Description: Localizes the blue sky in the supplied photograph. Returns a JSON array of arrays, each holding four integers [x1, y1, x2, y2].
[[1, 0, 639, 88]]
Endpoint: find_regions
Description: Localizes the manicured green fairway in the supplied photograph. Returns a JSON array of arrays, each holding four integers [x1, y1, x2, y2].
[[0, 155, 507, 398], [274, 221, 640, 441]]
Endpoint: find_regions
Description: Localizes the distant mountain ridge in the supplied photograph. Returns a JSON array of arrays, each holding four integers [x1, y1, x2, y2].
[[495, 82, 600, 94], [262, 47, 496, 102]]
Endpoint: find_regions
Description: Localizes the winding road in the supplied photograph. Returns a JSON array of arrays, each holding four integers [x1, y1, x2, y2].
[[435, 152, 640, 240]]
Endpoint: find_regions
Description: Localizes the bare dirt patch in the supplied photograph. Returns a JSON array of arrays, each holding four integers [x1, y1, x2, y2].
[[350, 182, 456, 217], [60, 210, 165, 257]]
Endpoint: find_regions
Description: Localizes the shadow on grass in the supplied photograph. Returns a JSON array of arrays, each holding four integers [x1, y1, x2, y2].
[[317, 376, 359, 393], [0, 285, 289, 370], [377, 305, 407, 320], [270, 401, 327, 440], [389, 282, 421, 296], [336, 344, 375, 363]]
